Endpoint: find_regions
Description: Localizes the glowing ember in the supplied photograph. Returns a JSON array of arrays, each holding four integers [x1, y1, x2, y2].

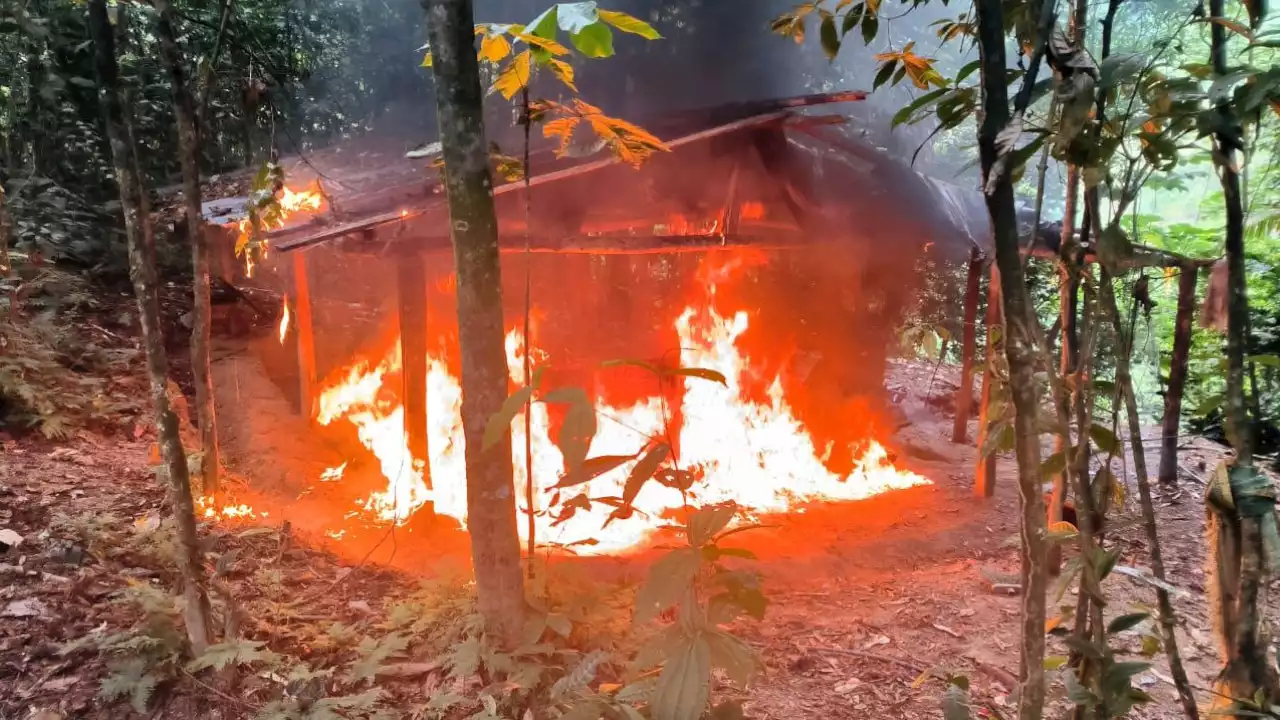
[[279, 299, 291, 343], [314, 256, 930, 553]]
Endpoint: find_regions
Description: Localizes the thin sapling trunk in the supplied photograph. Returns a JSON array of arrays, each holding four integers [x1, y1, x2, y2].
[[89, 0, 212, 653]]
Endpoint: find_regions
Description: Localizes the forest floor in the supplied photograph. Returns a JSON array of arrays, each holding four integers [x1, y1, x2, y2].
[[0, 333, 1263, 720]]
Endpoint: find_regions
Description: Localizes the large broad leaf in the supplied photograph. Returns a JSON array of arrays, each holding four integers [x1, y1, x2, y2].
[[705, 630, 757, 686], [1107, 612, 1150, 635], [570, 21, 614, 57], [482, 381, 535, 451], [635, 548, 700, 625], [492, 50, 533, 101], [1088, 424, 1122, 456], [555, 453, 637, 489], [820, 14, 840, 59], [545, 387, 597, 478], [651, 633, 711, 720], [687, 505, 736, 548], [556, 1, 600, 33], [1099, 52, 1147, 90], [622, 443, 671, 507], [598, 9, 661, 38]]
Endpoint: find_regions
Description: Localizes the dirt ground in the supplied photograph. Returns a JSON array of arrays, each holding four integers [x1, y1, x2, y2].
[[0, 342, 1261, 719]]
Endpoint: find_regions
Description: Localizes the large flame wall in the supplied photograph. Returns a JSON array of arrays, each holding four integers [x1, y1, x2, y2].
[[302, 247, 928, 554]]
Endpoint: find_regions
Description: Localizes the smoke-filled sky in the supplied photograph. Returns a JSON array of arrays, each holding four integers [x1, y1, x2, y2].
[[296, 0, 981, 180]]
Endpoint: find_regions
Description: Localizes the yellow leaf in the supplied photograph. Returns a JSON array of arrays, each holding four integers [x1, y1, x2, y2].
[[511, 30, 570, 56], [479, 33, 511, 64], [866, 0, 882, 14], [548, 58, 577, 91], [543, 116, 582, 154], [493, 50, 531, 100], [597, 9, 662, 39], [1111, 480, 1125, 506], [421, 52, 433, 68]]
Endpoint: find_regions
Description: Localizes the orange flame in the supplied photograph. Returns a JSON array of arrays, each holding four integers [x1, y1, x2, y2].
[[279, 298, 291, 344], [315, 256, 929, 553], [236, 184, 325, 276]]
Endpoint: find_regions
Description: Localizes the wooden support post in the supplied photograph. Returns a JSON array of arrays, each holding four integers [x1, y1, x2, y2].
[[974, 261, 1002, 498], [952, 247, 982, 444], [292, 250, 317, 420], [398, 250, 433, 511], [1157, 263, 1199, 493], [1048, 258, 1079, 573]]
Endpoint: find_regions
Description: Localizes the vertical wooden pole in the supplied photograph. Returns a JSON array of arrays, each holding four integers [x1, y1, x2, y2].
[[952, 247, 982, 443], [292, 250, 316, 421], [398, 250, 434, 510], [1048, 257, 1079, 573], [1157, 263, 1199, 493], [974, 261, 1002, 497]]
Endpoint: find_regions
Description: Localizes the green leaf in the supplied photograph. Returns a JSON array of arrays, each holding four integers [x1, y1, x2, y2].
[[1194, 392, 1224, 417], [705, 630, 757, 686], [571, 21, 614, 57], [687, 505, 737, 547], [1107, 612, 1150, 635], [186, 640, 279, 673], [841, 4, 864, 35], [892, 87, 949, 126], [1088, 425, 1122, 456], [820, 14, 841, 59], [556, 1, 600, 33], [861, 11, 879, 44], [527, 6, 559, 38], [942, 681, 969, 720], [1044, 655, 1070, 670], [956, 58, 981, 82], [622, 443, 671, 507], [635, 548, 701, 625], [598, 9, 661, 39], [1099, 52, 1147, 90], [1040, 451, 1067, 479], [651, 633, 711, 720], [483, 383, 536, 451], [669, 367, 728, 386], [874, 61, 897, 90]]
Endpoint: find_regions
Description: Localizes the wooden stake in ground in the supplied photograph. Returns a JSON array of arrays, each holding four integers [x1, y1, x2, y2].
[[952, 247, 981, 444], [154, 0, 220, 494], [1157, 264, 1198, 494], [423, 0, 525, 645], [89, 0, 212, 653]]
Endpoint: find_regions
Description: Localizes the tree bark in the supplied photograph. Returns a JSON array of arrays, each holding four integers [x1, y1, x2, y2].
[[1208, 0, 1274, 705], [0, 183, 11, 281], [89, 0, 212, 653], [953, 247, 982, 444], [399, 250, 433, 513], [1099, 268, 1200, 720], [154, 0, 219, 494], [1157, 264, 1198, 493], [423, 0, 524, 645], [973, 0, 1054, 713]]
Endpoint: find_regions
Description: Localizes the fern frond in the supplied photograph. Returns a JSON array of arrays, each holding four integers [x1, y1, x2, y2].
[[186, 640, 282, 673]]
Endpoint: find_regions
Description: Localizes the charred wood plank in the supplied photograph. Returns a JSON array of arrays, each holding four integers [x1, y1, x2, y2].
[[952, 247, 982, 444], [974, 262, 1003, 498]]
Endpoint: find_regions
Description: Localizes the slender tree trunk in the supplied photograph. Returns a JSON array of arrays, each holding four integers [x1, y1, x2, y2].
[[154, 0, 219, 494], [1209, 0, 1275, 705], [973, 0, 1054, 712], [423, 0, 524, 645], [1158, 264, 1198, 493], [953, 248, 981, 444], [1099, 268, 1200, 719], [89, 0, 212, 653]]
